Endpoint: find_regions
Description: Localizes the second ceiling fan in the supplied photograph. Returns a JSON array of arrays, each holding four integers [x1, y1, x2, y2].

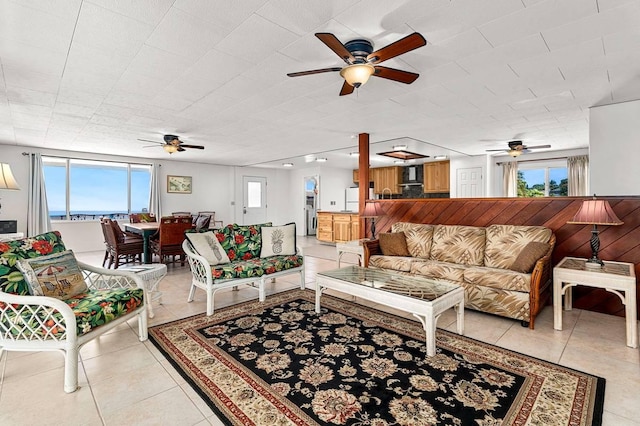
[[487, 141, 551, 157], [138, 135, 204, 154], [287, 32, 427, 96]]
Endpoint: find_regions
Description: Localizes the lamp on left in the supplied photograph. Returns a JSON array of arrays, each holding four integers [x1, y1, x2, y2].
[[0, 163, 20, 214], [362, 201, 383, 239]]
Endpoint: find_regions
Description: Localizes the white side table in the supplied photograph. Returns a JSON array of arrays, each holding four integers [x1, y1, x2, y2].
[[553, 257, 637, 348], [121, 264, 167, 318], [336, 239, 368, 267]]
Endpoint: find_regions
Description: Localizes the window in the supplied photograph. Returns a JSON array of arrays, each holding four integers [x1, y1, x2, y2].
[[43, 157, 152, 220], [517, 161, 568, 197], [246, 181, 262, 208]]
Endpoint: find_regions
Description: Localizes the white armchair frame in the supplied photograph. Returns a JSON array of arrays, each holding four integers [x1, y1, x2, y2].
[[0, 262, 148, 393], [183, 240, 305, 316]]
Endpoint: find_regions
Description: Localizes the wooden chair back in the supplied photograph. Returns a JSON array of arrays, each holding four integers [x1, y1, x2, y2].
[[157, 216, 193, 246]]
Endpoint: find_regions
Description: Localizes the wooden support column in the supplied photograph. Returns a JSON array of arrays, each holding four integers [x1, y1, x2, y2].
[[358, 133, 370, 238]]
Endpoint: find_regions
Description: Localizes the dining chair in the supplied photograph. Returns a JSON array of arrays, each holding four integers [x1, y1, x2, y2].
[[198, 211, 223, 228], [102, 218, 144, 269], [150, 216, 193, 265], [129, 213, 157, 223]]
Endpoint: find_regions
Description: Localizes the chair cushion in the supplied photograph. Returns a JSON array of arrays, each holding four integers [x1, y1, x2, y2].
[[17, 250, 88, 299], [430, 225, 486, 266], [484, 225, 552, 269], [260, 223, 296, 257], [0, 288, 144, 339], [210, 254, 303, 280], [391, 222, 434, 258], [0, 231, 67, 295], [185, 231, 230, 265], [232, 222, 272, 261], [378, 232, 410, 256]]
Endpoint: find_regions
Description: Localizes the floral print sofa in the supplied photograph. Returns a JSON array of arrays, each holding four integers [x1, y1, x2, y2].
[[183, 223, 305, 315], [0, 231, 148, 392], [363, 223, 555, 329]]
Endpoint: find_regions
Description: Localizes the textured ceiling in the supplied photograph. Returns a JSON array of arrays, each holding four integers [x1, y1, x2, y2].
[[1, 0, 639, 169]]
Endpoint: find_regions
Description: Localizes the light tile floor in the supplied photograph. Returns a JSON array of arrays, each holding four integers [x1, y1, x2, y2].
[[1, 237, 638, 425]]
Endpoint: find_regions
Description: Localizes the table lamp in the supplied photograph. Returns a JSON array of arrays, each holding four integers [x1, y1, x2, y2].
[[362, 201, 383, 239], [0, 163, 20, 214], [566, 195, 623, 268]]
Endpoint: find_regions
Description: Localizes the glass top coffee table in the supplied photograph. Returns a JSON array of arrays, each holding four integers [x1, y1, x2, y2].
[[315, 265, 464, 357]]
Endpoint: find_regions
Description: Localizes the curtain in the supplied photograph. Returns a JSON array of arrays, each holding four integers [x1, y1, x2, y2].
[[149, 163, 162, 217], [502, 161, 518, 197], [567, 155, 589, 196], [27, 153, 51, 236]]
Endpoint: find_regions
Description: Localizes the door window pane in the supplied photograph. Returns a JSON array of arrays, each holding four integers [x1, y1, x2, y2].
[[518, 169, 545, 197], [247, 182, 262, 208]]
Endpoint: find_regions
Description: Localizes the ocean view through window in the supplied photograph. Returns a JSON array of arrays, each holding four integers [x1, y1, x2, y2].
[[43, 157, 152, 220]]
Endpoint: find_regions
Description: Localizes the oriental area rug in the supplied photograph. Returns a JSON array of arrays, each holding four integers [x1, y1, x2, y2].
[[149, 289, 605, 426]]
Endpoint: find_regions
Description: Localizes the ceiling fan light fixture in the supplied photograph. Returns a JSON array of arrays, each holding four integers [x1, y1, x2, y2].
[[340, 63, 375, 87], [163, 144, 179, 153], [508, 149, 522, 157]]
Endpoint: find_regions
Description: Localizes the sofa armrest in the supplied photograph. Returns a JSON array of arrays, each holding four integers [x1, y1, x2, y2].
[[528, 233, 556, 329], [362, 239, 381, 268]]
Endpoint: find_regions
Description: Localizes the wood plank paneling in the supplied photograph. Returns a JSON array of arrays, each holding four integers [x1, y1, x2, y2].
[[367, 197, 640, 317]]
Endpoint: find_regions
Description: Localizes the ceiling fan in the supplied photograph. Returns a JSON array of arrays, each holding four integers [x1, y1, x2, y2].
[[486, 140, 551, 157], [287, 32, 427, 96], [137, 135, 205, 154]]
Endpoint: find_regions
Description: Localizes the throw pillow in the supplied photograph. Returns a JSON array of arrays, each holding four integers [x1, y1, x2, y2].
[[260, 223, 296, 257], [17, 250, 89, 299], [509, 242, 550, 273], [379, 232, 411, 256], [185, 231, 230, 265]]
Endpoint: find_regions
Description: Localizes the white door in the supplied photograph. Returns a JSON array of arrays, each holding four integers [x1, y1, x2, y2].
[[457, 167, 483, 198], [242, 176, 267, 225]]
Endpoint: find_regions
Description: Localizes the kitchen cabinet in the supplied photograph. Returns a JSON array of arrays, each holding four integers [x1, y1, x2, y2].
[[373, 166, 402, 195], [317, 212, 334, 242], [423, 161, 450, 193], [316, 212, 361, 243]]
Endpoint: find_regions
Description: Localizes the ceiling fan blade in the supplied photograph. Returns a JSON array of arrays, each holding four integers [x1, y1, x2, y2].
[[287, 67, 342, 77], [180, 144, 205, 149], [177, 146, 186, 152], [524, 144, 551, 149], [367, 32, 426, 64], [315, 33, 355, 64], [486, 149, 508, 152], [137, 138, 161, 144], [339, 81, 355, 96], [373, 66, 419, 84]]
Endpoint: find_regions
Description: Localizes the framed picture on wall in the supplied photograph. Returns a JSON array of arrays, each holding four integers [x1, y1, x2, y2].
[[167, 175, 192, 194]]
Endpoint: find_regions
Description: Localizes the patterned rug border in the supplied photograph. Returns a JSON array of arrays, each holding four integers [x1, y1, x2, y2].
[[149, 289, 605, 426]]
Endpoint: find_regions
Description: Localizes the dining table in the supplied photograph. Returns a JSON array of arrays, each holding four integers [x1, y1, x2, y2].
[[124, 222, 159, 264]]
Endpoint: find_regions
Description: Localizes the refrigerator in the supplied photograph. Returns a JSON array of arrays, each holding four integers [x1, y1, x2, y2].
[[345, 187, 373, 212]]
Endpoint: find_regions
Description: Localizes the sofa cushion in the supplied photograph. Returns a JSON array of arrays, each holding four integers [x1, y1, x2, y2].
[[391, 222, 434, 258], [410, 260, 467, 282], [459, 281, 530, 322], [484, 225, 552, 269], [17, 250, 88, 299], [210, 254, 303, 280], [430, 225, 486, 266], [0, 231, 67, 295], [185, 231, 230, 265], [232, 222, 272, 261], [379, 232, 410, 256], [509, 242, 550, 273], [0, 288, 144, 339], [261, 223, 296, 257], [463, 266, 531, 292], [368, 255, 414, 272]]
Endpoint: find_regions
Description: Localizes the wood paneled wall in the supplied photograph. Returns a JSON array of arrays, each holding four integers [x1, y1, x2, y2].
[[367, 197, 640, 317]]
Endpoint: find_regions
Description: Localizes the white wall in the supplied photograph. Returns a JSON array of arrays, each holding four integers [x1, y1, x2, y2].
[[590, 100, 640, 196], [316, 166, 354, 211]]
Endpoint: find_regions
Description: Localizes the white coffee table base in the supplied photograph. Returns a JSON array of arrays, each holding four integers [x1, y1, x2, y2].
[[121, 264, 167, 318], [315, 274, 464, 357]]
